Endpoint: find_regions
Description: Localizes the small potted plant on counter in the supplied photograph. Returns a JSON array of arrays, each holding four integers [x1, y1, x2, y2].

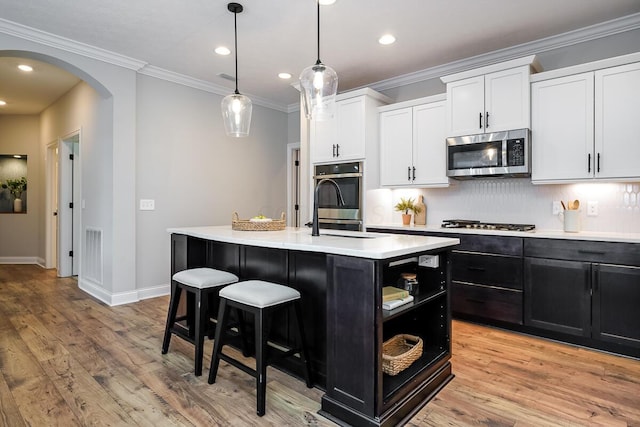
[[394, 197, 422, 226]]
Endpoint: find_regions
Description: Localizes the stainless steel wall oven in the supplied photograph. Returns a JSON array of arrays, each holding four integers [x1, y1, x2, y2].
[[313, 162, 363, 231]]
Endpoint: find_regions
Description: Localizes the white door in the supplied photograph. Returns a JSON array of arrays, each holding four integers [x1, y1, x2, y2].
[[531, 73, 594, 183], [57, 135, 80, 277], [446, 75, 485, 137], [595, 62, 640, 179], [485, 67, 530, 133], [413, 101, 448, 186], [380, 107, 413, 186]]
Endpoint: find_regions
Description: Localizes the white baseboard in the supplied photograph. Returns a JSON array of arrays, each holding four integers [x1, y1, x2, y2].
[[138, 283, 170, 300], [79, 278, 169, 307], [0, 256, 40, 264]]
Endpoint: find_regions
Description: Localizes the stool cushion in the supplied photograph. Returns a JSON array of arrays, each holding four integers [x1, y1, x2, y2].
[[172, 268, 239, 289], [220, 280, 300, 308]]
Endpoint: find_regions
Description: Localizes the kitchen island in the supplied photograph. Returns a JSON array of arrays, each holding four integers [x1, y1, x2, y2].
[[167, 226, 459, 426]]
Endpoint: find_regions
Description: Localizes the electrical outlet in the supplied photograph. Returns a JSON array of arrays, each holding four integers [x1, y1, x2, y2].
[[552, 201, 562, 215], [587, 200, 599, 217], [139, 199, 155, 211]]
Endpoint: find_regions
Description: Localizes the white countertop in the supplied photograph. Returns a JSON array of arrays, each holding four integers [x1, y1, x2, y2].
[[366, 223, 640, 244], [167, 226, 460, 259]]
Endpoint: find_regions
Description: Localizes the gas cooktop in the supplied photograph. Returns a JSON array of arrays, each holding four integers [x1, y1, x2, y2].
[[441, 219, 535, 232]]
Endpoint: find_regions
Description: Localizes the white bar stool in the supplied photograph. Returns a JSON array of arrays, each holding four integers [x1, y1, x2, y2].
[[208, 280, 312, 416], [162, 267, 239, 376]]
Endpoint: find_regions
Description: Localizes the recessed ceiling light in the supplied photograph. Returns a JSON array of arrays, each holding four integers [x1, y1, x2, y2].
[[13, 155, 22, 158], [215, 46, 231, 55], [18, 64, 33, 72], [0, 100, 6, 106], [318, 0, 336, 5], [278, 72, 292, 79], [378, 34, 396, 45]]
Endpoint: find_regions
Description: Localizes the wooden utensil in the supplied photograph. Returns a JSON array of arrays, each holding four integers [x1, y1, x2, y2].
[[561, 201, 567, 210], [572, 200, 580, 210]]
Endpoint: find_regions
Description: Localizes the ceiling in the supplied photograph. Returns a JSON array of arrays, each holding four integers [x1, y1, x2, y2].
[[1, 0, 640, 115]]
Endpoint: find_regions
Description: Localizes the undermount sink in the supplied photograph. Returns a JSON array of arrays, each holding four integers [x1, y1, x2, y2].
[[322, 233, 379, 239]]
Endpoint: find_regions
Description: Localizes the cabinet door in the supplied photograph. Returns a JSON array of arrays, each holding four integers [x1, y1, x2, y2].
[[380, 107, 413, 186], [531, 73, 594, 182], [593, 264, 640, 348], [524, 258, 591, 337], [335, 97, 365, 161], [484, 67, 530, 133], [413, 101, 449, 186], [446, 75, 484, 137], [310, 116, 338, 164], [595, 62, 640, 180]]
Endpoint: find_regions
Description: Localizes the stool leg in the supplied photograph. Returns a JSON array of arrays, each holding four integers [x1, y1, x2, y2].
[[194, 288, 208, 376], [255, 308, 267, 417], [235, 308, 251, 358], [208, 298, 229, 385], [162, 281, 182, 354], [294, 300, 313, 388]]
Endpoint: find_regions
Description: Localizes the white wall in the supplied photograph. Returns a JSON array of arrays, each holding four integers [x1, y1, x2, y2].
[[135, 74, 290, 294], [40, 81, 114, 289], [0, 115, 40, 261]]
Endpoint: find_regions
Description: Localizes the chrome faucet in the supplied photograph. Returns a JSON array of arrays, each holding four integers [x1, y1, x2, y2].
[[312, 178, 345, 236]]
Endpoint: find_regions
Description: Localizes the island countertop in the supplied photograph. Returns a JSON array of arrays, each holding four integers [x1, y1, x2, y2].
[[167, 226, 460, 259]]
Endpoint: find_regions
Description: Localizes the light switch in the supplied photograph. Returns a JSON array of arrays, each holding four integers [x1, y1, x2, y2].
[[140, 199, 155, 210], [552, 201, 562, 215]]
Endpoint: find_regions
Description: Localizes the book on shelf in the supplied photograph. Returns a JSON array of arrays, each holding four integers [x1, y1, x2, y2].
[[382, 295, 414, 311], [382, 286, 409, 302]]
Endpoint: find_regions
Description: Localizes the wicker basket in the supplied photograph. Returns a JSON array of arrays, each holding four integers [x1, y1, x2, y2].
[[382, 334, 423, 376], [232, 212, 286, 231]]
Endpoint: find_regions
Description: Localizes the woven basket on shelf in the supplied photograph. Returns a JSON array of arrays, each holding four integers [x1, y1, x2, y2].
[[231, 212, 286, 231], [382, 334, 423, 376]]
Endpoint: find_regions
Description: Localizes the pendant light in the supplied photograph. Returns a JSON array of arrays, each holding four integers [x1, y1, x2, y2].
[[221, 2, 252, 137], [299, 0, 338, 121]]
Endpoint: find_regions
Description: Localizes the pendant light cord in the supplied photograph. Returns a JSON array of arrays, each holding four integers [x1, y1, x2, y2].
[[316, 1, 321, 65], [234, 10, 240, 94]]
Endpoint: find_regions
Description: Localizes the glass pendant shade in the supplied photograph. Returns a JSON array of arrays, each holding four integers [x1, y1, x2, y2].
[[221, 92, 252, 137], [300, 62, 338, 121], [222, 2, 251, 137]]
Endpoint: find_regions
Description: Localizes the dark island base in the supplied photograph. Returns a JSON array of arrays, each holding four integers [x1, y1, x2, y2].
[[320, 363, 453, 427]]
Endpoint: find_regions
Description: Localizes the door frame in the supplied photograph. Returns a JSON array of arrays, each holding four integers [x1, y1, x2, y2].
[[286, 142, 300, 227], [45, 140, 59, 269]]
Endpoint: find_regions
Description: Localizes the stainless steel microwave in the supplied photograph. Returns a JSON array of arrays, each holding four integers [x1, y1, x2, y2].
[[446, 128, 531, 179]]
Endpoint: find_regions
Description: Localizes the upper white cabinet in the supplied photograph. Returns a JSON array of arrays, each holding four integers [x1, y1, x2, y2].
[[310, 89, 390, 164], [531, 58, 640, 183], [595, 62, 640, 180], [442, 56, 540, 137], [531, 73, 594, 182], [379, 96, 448, 187]]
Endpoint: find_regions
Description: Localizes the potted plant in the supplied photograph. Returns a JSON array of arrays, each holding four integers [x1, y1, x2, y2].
[[6, 177, 27, 213], [394, 197, 422, 226]]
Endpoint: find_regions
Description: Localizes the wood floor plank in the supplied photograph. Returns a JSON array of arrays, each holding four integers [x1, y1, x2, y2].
[[1, 264, 639, 426]]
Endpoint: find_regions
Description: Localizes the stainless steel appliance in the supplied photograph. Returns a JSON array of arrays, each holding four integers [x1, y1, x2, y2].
[[441, 219, 535, 232], [313, 162, 363, 231], [446, 128, 530, 179]]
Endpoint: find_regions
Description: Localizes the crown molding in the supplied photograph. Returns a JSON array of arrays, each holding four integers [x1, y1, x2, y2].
[[0, 18, 147, 70], [138, 65, 288, 112], [368, 12, 640, 92]]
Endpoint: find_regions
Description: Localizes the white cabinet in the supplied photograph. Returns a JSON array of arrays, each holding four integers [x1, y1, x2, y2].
[[595, 62, 640, 180], [380, 97, 448, 187], [531, 73, 594, 182], [531, 61, 640, 183], [310, 89, 389, 164], [446, 66, 530, 137]]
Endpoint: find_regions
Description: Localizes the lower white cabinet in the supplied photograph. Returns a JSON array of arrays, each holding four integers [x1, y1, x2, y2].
[[531, 59, 640, 183], [380, 97, 448, 187]]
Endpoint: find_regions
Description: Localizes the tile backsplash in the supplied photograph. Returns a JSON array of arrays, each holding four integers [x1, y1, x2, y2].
[[366, 179, 640, 233]]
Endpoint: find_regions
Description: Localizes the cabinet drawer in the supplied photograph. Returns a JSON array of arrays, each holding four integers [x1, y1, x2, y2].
[[451, 252, 522, 290], [525, 239, 640, 266], [451, 282, 523, 324], [455, 234, 523, 256]]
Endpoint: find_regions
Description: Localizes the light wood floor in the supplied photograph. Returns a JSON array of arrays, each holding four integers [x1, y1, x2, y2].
[[0, 265, 638, 426]]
